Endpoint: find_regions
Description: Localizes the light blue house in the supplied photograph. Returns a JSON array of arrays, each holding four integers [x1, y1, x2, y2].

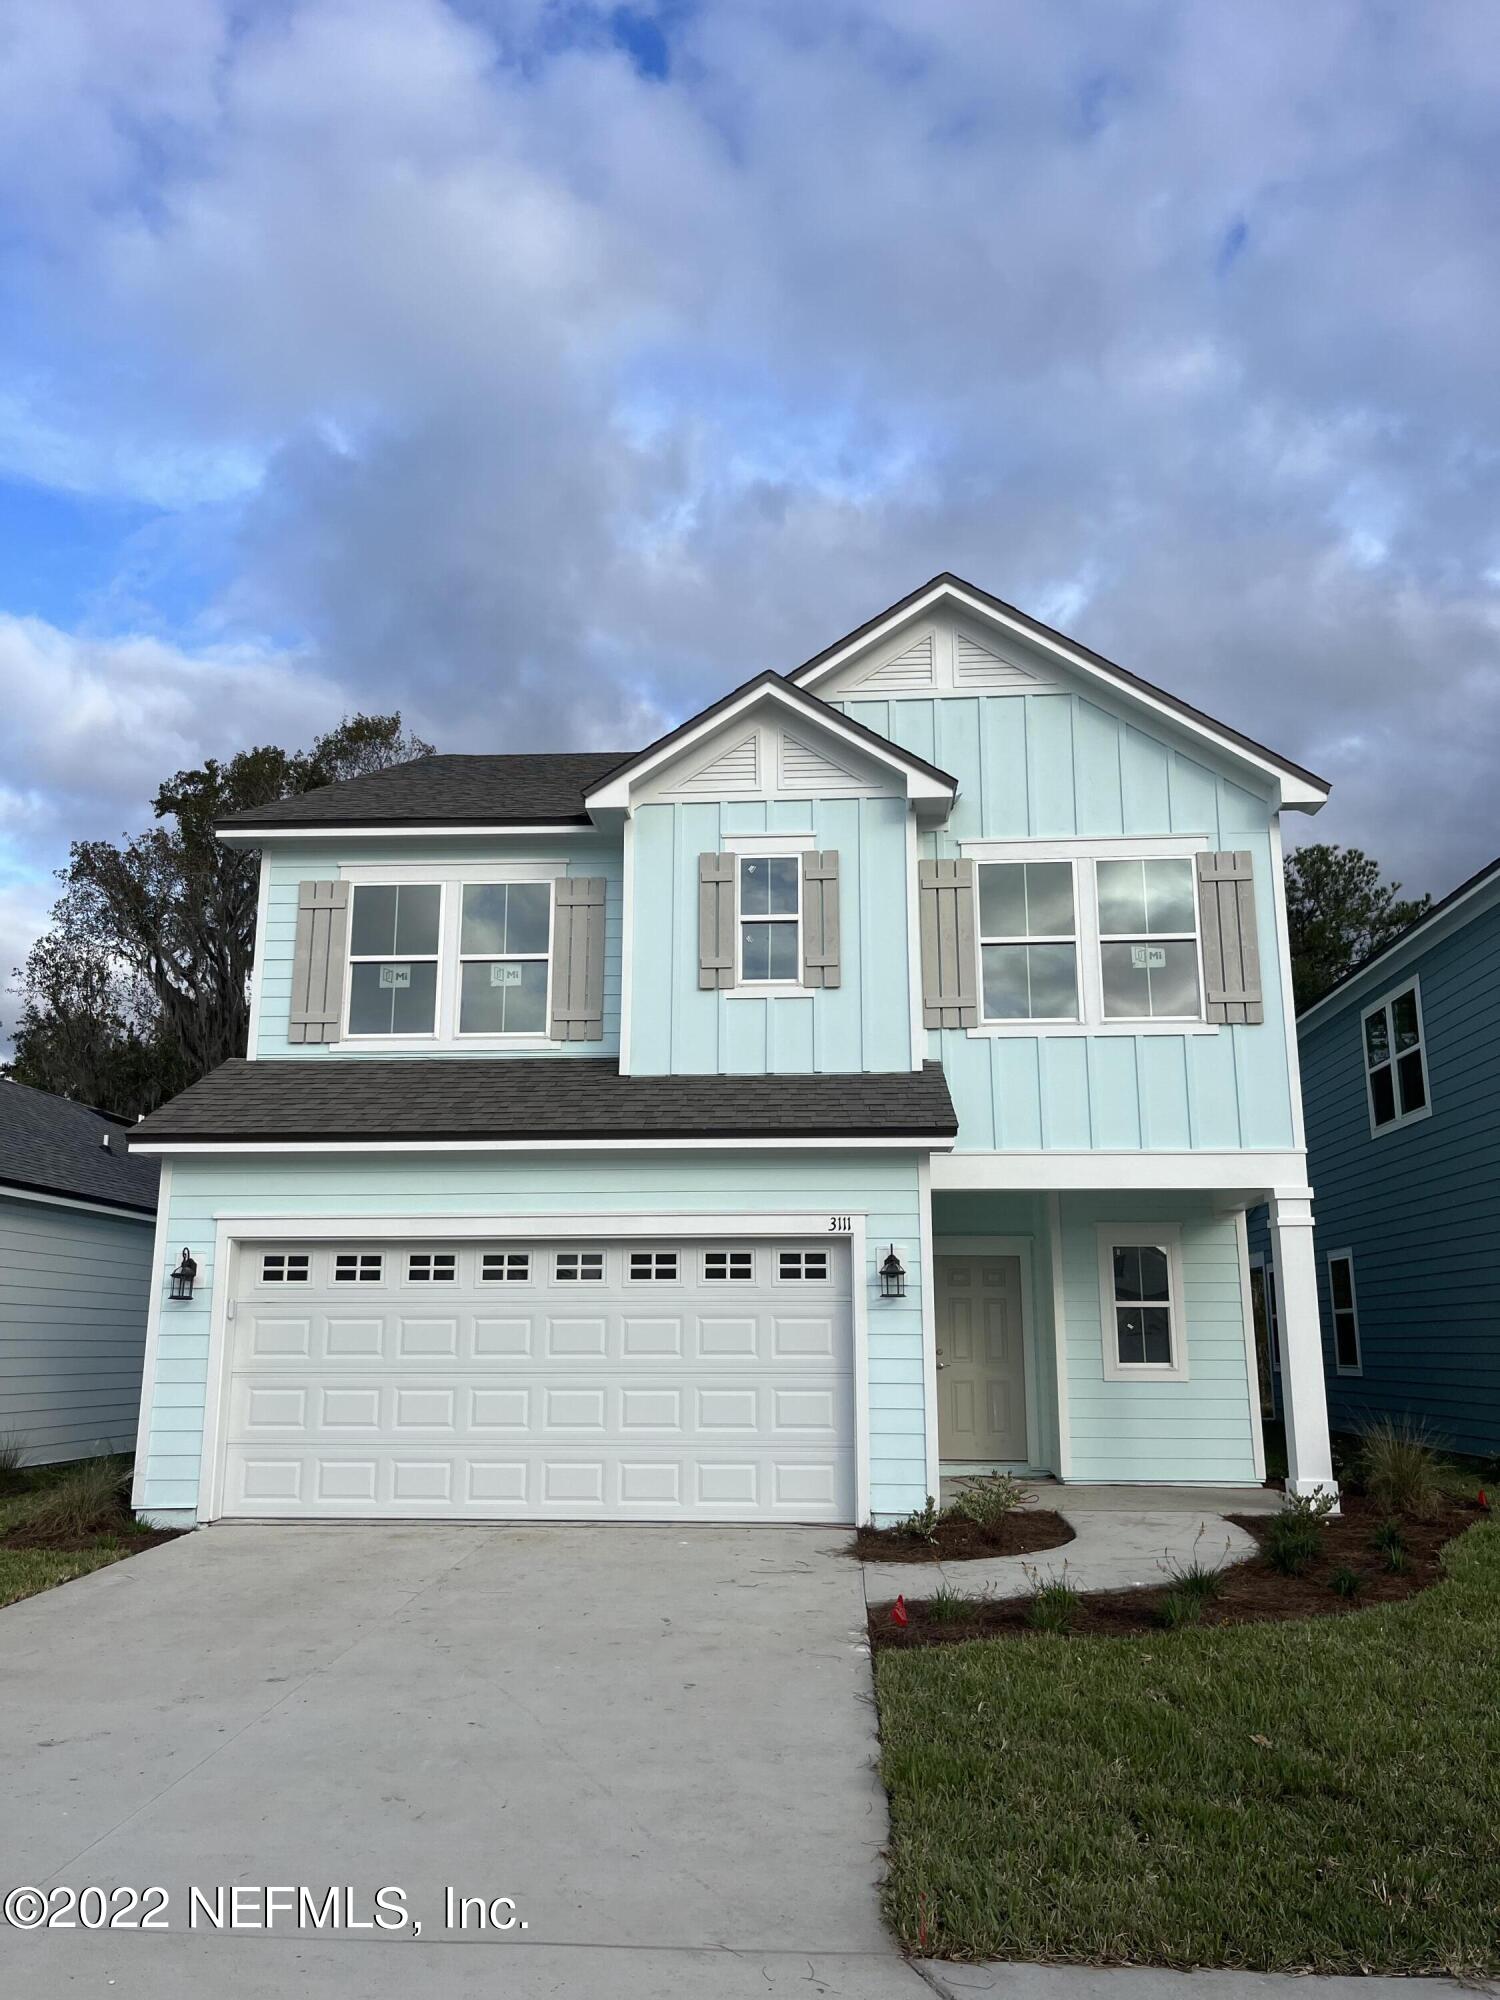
[[1250, 859, 1500, 1459], [128, 574, 1338, 1526]]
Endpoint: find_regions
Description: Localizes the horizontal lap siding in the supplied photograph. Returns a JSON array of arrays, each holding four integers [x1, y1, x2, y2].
[[837, 683, 1297, 1155], [1298, 901, 1500, 1454], [0, 1195, 153, 1464], [1058, 1192, 1257, 1482], [138, 1151, 928, 1521], [256, 837, 624, 1059]]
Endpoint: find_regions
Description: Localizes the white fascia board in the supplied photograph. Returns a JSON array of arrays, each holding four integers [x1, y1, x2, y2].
[[0, 1182, 155, 1222], [584, 680, 956, 812], [133, 1134, 956, 1156], [931, 1149, 1307, 1193], [217, 824, 589, 848], [797, 581, 1328, 813]]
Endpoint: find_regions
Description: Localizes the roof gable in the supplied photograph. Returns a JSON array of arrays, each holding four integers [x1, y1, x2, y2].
[[0, 1081, 158, 1213], [791, 574, 1329, 811]]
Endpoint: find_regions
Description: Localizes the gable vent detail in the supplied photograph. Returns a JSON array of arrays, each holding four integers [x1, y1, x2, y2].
[[954, 631, 1039, 687], [778, 733, 863, 791], [850, 630, 936, 690], [671, 731, 760, 795]]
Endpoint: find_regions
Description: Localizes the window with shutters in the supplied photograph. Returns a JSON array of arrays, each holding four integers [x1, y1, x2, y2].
[[346, 884, 442, 1036], [457, 882, 551, 1036], [977, 861, 1079, 1021], [1327, 1251, 1362, 1373], [738, 855, 800, 984], [1096, 858, 1202, 1020], [1361, 979, 1430, 1135]]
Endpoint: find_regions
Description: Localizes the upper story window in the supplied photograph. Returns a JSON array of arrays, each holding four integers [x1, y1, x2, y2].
[[1096, 858, 1201, 1021], [1362, 980, 1429, 1134], [738, 855, 799, 983], [347, 884, 442, 1036], [458, 883, 551, 1036], [978, 861, 1078, 1021]]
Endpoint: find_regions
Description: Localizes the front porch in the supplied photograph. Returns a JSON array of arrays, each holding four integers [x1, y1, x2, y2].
[[925, 1183, 1334, 1499]]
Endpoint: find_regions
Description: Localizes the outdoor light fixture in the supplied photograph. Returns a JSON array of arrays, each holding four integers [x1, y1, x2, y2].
[[879, 1246, 906, 1299], [169, 1249, 197, 1302]]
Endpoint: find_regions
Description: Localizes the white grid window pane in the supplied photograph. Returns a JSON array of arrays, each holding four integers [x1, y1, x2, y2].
[[779, 1249, 829, 1281], [261, 1253, 310, 1283], [555, 1251, 605, 1282], [704, 1250, 754, 1282], [629, 1251, 679, 1282], [408, 1252, 456, 1282], [481, 1252, 531, 1282], [334, 1253, 383, 1283]]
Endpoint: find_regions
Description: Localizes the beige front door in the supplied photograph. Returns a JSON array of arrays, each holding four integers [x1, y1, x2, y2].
[[936, 1253, 1028, 1464]]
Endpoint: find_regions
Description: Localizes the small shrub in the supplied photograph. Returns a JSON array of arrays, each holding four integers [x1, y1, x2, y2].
[[16, 1456, 130, 1544], [1263, 1491, 1336, 1576], [1157, 1526, 1230, 1601], [1356, 1418, 1444, 1521], [1329, 1565, 1364, 1599], [948, 1473, 1032, 1531], [1158, 1589, 1205, 1629], [896, 1495, 942, 1544], [926, 1585, 975, 1625], [0, 1432, 26, 1492], [1371, 1519, 1408, 1572], [1025, 1564, 1080, 1635]]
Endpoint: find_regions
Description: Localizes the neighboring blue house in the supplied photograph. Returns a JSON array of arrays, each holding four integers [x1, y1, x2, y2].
[[1251, 859, 1500, 1459], [0, 1081, 159, 1464], [127, 573, 1339, 1527]]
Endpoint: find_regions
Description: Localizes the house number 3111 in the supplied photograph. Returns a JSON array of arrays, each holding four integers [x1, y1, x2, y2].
[[827, 1215, 852, 1233]]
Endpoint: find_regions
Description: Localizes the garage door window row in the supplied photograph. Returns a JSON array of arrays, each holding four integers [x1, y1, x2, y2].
[[255, 1244, 838, 1290]]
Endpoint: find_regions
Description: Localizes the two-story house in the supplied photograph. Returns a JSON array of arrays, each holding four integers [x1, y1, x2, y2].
[[127, 574, 1338, 1527], [1250, 858, 1500, 1460]]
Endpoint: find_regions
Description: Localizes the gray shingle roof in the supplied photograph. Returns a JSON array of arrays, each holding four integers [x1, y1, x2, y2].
[[130, 1058, 957, 1145], [0, 1081, 159, 1213], [219, 752, 631, 833]]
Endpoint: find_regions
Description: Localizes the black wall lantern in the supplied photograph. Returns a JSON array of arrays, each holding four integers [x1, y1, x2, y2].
[[879, 1245, 907, 1299], [169, 1249, 197, 1302]]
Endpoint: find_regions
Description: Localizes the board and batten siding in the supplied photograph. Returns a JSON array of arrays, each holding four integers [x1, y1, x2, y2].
[[135, 1151, 927, 1522], [0, 1193, 153, 1465], [254, 835, 624, 1059], [628, 796, 912, 1076], [831, 688, 1297, 1152], [1293, 895, 1500, 1454]]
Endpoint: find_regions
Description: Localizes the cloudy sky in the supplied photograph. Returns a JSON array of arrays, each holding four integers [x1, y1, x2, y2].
[[2, 0, 1497, 1039]]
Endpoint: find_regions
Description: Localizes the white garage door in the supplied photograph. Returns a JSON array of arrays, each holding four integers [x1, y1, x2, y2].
[[219, 1235, 855, 1522]]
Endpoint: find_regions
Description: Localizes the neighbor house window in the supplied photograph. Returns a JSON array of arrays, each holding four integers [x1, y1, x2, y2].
[[977, 861, 1078, 1021], [1096, 858, 1202, 1020], [457, 882, 551, 1036], [739, 855, 799, 983], [347, 884, 442, 1036], [1097, 1228, 1187, 1380], [1362, 980, 1429, 1133], [1328, 1251, 1362, 1373]]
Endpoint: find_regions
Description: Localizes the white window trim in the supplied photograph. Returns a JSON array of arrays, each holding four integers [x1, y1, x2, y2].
[[976, 857, 1082, 1025], [960, 836, 1216, 1037], [1360, 975, 1433, 1138], [734, 850, 802, 994], [1326, 1248, 1363, 1376], [454, 881, 556, 1041], [337, 862, 567, 1050], [344, 881, 445, 1044], [1096, 1224, 1189, 1383]]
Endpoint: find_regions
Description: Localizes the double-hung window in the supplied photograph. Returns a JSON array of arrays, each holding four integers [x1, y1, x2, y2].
[[1096, 858, 1201, 1020], [458, 882, 551, 1035], [1327, 1251, 1361, 1373], [977, 861, 1079, 1021], [739, 855, 799, 983], [347, 884, 442, 1036], [1098, 1228, 1187, 1380], [1362, 981, 1429, 1133]]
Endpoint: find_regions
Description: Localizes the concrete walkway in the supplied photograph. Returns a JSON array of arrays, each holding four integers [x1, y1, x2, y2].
[[862, 1484, 1275, 1603], [0, 1522, 921, 1998], [918, 1965, 1494, 2000]]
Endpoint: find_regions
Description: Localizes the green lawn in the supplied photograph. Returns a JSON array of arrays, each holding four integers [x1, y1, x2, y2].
[[0, 1458, 148, 1609], [876, 1520, 1500, 1975]]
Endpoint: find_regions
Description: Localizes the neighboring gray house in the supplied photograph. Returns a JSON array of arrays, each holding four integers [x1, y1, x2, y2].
[[0, 1080, 159, 1465]]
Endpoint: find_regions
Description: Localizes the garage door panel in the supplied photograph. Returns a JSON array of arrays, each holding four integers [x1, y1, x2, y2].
[[222, 1237, 855, 1522]]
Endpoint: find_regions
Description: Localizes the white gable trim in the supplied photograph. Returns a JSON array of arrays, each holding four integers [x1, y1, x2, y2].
[[585, 679, 955, 820], [796, 580, 1328, 811]]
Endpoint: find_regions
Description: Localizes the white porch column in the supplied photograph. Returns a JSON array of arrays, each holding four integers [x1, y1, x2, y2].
[[1268, 1189, 1338, 1499]]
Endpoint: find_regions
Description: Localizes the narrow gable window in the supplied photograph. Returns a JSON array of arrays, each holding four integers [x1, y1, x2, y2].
[[738, 856, 800, 983], [1096, 858, 1201, 1021], [458, 882, 551, 1036], [977, 861, 1078, 1020], [1362, 981, 1429, 1134], [347, 884, 441, 1036]]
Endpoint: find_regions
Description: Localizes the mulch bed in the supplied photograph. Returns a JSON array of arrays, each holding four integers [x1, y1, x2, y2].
[[870, 1493, 1485, 1649], [852, 1508, 1074, 1564], [1, 1521, 183, 1554]]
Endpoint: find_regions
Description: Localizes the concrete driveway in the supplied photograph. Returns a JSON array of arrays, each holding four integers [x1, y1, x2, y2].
[[0, 1525, 924, 1997]]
